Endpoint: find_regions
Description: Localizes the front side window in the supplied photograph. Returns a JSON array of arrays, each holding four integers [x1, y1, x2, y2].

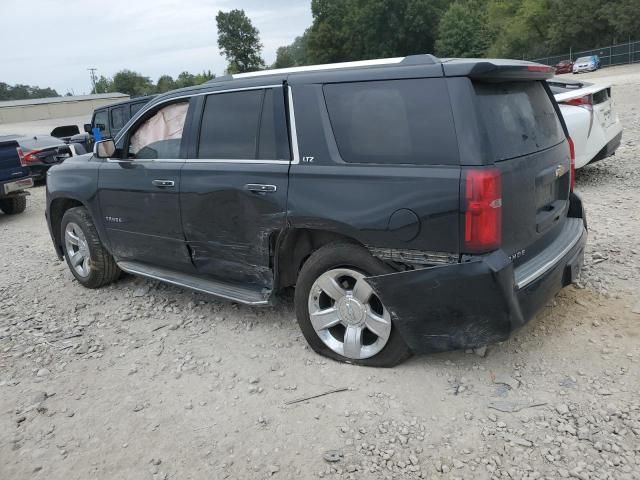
[[129, 102, 188, 160], [93, 110, 108, 133], [197, 88, 290, 160], [323, 79, 458, 165], [111, 106, 126, 131]]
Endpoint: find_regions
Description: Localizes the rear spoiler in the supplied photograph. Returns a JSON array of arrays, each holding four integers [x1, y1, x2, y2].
[[442, 59, 555, 81]]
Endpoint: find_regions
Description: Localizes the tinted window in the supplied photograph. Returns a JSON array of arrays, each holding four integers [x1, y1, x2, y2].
[[198, 89, 289, 160], [474, 81, 564, 161], [93, 110, 108, 133], [111, 106, 126, 130], [198, 90, 262, 159], [323, 79, 458, 165], [130, 101, 146, 116]]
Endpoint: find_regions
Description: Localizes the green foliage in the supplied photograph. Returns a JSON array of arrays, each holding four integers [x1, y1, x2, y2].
[[216, 9, 265, 73], [277, 0, 638, 64], [93, 75, 113, 94], [435, 0, 490, 57], [0, 82, 59, 101], [111, 70, 154, 97], [156, 75, 175, 93], [274, 33, 310, 68]]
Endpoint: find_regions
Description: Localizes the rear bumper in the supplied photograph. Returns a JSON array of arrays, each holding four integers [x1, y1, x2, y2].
[[1, 176, 34, 197], [366, 193, 587, 354], [590, 130, 623, 164]]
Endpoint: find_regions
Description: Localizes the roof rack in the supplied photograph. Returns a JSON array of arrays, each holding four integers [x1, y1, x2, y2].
[[231, 54, 441, 80]]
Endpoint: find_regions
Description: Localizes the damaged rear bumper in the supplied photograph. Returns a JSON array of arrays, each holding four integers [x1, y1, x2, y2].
[[366, 193, 587, 354]]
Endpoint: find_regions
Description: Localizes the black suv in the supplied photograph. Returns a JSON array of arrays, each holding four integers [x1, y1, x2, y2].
[[46, 55, 587, 367]]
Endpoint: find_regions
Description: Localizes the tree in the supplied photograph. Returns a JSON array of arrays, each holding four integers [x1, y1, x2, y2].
[[435, 0, 490, 57], [274, 33, 310, 68], [111, 70, 154, 97], [216, 9, 265, 73], [93, 75, 113, 94], [0, 81, 59, 100], [156, 75, 175, 93]]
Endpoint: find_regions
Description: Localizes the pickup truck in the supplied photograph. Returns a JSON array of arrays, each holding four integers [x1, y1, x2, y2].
[[0, 138, 33, 215]]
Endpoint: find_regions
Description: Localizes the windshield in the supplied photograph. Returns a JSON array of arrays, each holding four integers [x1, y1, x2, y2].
[[576, 57, 592, 63]]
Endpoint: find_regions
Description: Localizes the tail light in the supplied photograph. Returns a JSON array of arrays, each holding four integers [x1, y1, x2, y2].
[[16, 147, 28, 167], [568, 137, 576, 191], [561, 95, 592, 108], [17, 148, 43, 165], [562, 94, 594, 136], [463, 168, 502, 253]]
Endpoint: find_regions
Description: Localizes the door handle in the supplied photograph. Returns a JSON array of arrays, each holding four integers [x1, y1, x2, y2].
[[245, 184, 277, 193], [152, 179, 175, 188]]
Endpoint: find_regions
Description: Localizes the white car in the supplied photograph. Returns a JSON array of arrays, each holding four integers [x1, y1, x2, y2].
[[548, 78, 623, 169]]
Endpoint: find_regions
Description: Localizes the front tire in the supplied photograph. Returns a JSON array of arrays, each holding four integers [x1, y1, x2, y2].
[[294, 242, 411, 367], [0, 196, 27, 215], [61, 207, 121, 288]]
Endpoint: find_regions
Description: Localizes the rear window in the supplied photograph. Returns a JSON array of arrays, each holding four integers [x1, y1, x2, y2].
[[474, 81, 564, 161], [323, 79, 458, 165]]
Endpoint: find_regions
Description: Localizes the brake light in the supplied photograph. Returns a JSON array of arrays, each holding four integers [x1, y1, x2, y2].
[[562, 95, 593, 107], [16, 147, 27, 167], [464, 168, 502, 253], [568, 137, 576, 191], [527, 65, 554, 73], [18, 148, 43, 165]]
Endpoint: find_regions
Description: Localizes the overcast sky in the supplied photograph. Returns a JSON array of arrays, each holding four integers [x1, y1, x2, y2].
[[0, 0, 312, 95]]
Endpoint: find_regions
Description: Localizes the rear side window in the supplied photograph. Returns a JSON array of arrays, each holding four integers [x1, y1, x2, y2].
[[474, 81, 564, 161], [130, 102, 146, 116], [323, 79, 458, 165], [198, 88, 290, 160], [111, 106, 126, 130]]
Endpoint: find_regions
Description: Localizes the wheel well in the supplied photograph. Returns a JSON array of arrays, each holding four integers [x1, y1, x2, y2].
[[274, 228, 361, 290], [50, 198, 84, 253]]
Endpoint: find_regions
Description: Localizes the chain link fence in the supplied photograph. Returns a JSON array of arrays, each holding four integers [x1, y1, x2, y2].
[[530, 39, 640, 68]]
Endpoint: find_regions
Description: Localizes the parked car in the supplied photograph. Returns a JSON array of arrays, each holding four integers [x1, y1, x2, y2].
[[554, 59, 573, 74], [1, 134, 76, 181], [0, 138, 33, 215], [548, 77, 622, 168], [573, 55, 600, 73], [45, 56, 587, 366], [84, 95, 156, 142]]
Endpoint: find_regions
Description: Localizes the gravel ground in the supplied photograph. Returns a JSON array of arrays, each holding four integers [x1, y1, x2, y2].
[[1, 65, 639, 480]]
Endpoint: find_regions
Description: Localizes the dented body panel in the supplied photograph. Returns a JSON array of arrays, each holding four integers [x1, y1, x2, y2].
[[366, 194, 587, 353]]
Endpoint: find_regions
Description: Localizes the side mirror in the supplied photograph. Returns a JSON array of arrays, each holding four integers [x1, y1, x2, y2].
[[94, 139, 116, 158], [84, 123, 92, 134]]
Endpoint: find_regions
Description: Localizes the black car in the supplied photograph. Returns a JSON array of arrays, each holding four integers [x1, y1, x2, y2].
[[84, 95, 156, 141], [45, 55, 587, 367], [0, 134, 76, 181]]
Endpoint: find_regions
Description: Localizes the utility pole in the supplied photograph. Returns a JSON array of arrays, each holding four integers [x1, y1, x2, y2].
[[88, 68, 98, 93]]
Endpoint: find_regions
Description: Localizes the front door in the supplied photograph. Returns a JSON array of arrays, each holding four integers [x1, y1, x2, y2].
[[180, 86, 291, 288], [98, 99, 195, 272]]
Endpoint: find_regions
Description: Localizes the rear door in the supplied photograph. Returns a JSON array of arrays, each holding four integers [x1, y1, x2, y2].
[[180, 86, 291, 289], [471, 80, 570, 262]]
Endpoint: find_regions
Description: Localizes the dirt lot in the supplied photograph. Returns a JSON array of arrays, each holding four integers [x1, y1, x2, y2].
[[2, 64, 640, 480]]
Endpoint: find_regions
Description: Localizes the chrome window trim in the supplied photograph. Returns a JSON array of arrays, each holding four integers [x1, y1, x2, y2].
[[110, 83, 300, 166], [287, 86, 300, 164], [114, 84, 283, 144]]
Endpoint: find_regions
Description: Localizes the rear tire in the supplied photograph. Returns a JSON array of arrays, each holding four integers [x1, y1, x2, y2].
[[61, 207, 121, 288], [0, 196, 27, 215], [294, 242, 411, 367]]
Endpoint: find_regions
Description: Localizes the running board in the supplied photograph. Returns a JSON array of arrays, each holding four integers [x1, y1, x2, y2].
[[117, 261, 271, 306]]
